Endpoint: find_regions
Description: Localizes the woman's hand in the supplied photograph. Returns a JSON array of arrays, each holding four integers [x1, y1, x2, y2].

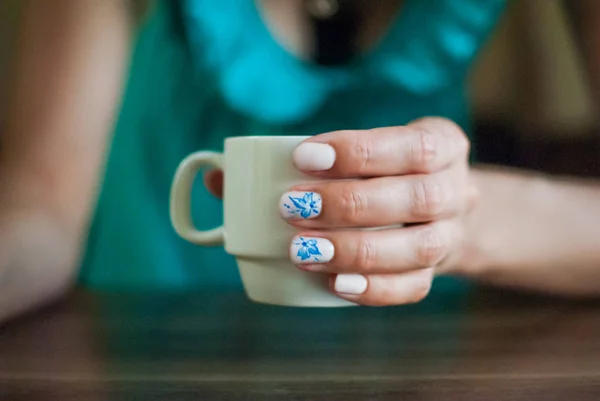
[[206, 118, 600, 300], [279, 118, 477, 306]]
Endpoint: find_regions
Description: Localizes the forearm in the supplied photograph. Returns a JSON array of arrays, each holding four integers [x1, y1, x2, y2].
[[0, 0, 132, 323], [482, 1, 600, 296], [458, 165, 600, 296]]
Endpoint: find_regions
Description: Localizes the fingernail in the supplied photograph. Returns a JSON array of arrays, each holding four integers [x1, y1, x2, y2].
[[290, 236, 334, 264], [293, 143, 336, 171], [279, 191, 322, 220], [334, 274, 367, 295]]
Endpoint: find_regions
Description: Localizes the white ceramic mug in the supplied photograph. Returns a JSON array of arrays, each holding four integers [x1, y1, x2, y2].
[[170, 136, 354, 307]]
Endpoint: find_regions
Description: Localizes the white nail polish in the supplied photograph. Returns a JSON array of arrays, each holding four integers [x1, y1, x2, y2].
[[335, 274, 367, 295], [293, 143, 336, 171], [290, 236, 334, 264], [279, 191, 322, 220]]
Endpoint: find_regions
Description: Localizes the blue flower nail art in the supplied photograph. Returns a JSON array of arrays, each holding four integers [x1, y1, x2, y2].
[[281, 192, 322, 219], [293, 236, 322, 261], [290, 236, 335, 264], [290, 235, 335, 265]]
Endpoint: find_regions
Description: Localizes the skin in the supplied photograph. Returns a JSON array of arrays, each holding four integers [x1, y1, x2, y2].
[[0, 0, 131, 323], [283, 119, 473, 306], [287, 124, 600, 305], [2, 0, 600, 323], [207, 121, 600, 306]]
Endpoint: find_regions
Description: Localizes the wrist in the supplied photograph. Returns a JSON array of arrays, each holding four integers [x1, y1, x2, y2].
[[450, 165, 551, 279], [451, 165, 600, 296]]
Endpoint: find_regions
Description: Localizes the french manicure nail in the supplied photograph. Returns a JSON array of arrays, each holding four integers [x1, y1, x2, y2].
[[290, 236, 334, 264], [293, 143, 336, 171], [279, 191, 322, 220], [335, 274, 367, 295]]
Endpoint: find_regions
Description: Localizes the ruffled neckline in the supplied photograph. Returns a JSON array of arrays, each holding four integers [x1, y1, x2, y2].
[[182, 0, 506, 124]]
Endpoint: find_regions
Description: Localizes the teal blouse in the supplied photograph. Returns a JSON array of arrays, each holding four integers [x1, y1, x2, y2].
[[79, 0, 507, 292]]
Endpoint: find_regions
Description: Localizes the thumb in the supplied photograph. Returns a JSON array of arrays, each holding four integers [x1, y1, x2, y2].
[[203, 169, 223, 199]]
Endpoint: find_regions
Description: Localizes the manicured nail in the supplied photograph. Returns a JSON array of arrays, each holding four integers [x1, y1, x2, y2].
[[279, 191, 322, 220], [293, 143, 336, 171], [334, 274, 367, 295], [290, 236, 334, 264]]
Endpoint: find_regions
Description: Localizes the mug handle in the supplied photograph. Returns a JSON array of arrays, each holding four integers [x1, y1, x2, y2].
[[170, 151, 225, 246]]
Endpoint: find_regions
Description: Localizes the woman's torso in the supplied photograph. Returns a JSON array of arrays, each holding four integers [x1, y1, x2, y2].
[[79, 0, 507, 290]]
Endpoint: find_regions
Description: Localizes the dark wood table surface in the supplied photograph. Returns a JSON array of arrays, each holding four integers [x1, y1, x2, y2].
[[2, 285, 600, 400]]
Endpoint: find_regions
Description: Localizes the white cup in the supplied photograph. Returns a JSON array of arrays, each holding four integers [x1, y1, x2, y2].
[[170, 136, 355, 307]]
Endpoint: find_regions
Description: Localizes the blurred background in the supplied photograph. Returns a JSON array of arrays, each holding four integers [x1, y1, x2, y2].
[[1, 0, 599, 175]]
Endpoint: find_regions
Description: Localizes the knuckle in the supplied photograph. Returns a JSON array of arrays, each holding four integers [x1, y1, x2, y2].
[[351, 138, 374, 175], [410, 177, 446, 220], [411, 127, 438, 172], [340, 187, 368, 223], [354, 235, 376, 271], [452, 134, 470, 160], [408, 276, 433, 304], [456, 131, 470, 156], [414, 226, 447, 268], [442, 119, 470, 156]]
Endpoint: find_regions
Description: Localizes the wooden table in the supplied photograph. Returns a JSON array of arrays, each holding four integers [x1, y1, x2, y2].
[[1, 286, 600, 400]]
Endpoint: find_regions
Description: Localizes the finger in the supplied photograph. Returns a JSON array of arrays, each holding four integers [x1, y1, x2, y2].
[[329, 268, 435, 306], [280, 169, 468, 228], [290, 221, 461, 274], [203, 169, 223, 198], [293, 117, 469, 178]]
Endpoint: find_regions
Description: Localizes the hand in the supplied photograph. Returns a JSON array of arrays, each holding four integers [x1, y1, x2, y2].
[[278, 118, 477, 306]]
